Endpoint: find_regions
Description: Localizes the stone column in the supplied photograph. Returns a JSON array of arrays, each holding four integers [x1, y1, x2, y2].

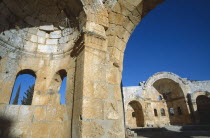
[[72, 5, 125, 136]]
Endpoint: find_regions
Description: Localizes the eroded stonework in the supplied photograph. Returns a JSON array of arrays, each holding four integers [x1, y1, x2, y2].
[[0, 0, 164, 137], [123, 72, 210, 128]]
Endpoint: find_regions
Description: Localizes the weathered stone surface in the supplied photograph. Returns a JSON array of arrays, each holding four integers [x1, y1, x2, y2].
[[34, 106, 46, 121], [31, 123, 50, 138], [82, 121, 105, 138], [39, 25, 54, 31], [50, 31, 61, 39], [18, 106, 33, 121], [123, 72, 210, 128], [105, 101, 119, 120], [46, 39, 58, 45], [0, 1, 165, 138], [82, 98, 104, 119]]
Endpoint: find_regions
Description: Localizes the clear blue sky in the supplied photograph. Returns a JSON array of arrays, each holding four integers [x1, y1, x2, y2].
[[122, 0, 210, 86]]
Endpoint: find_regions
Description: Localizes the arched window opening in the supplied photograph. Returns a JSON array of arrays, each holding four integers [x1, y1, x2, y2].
[[169, 108, 174, 116], [161, 108, 166, 116], [177, 107, 182, 115], [196, 95, 210, 124], [57, 69, 67, 105], [158, 95, 163, 101], [9, 69, 36, 105], [154, 109, 158, 116]]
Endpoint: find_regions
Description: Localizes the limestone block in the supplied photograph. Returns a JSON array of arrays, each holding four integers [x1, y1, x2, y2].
[[84, 63, 106, 82], [37, 44, 57, 53], [84, 47, 106, 65], [82, 121, 105, 138], [49, 122, 64, 138], [28, 28, 38, 35], [46, 105, 67, 121], [112, 2, 121, 14], [85, 21, 106, 38], [48, 93, 60, 105], [85, 35, 108, 51], [121, 29, 131, 43], [39, 25, 54, 31], [4, 105, 20, 120], [129, 14, 141, 26], [125, 0, 143, 7], [108, 12, 124, 25], [105, 101, 119, 120], [31, 122, 50, 138], [24, 41, 38, 53], [107, 67, 121, 85], [34, 106, 46, 121], [118, 1, 132, 16], [108, 36, 126, 52], [83, 81, 108, 99], [132, 8, 141, 17], [123, 18, 135, 33], [38, 37, 45, 44], [46, 39, 58, 45], [108, 120, 124, 137], [96, 8, 109, 28], [109, 47, 121, 61], [32, 94, 49, 105], [10, 122, 31, 138], [82, 98, 104, 119], [18, 106, 33, 121], [50, 30, 62, 39], [86, 9, 109, 28], [30, 35, 38, 43], [114, 86, 122, 101], [37, 30, 46, 37], [59, 36, 69, 44], [62, 28, 73, 36]]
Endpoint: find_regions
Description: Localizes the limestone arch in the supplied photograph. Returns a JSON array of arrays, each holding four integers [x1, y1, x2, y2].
[[143, 72, 191, 125], [0, 0, 166, 137], [144, 72, 187, 92], [191, 91, 210, 102], [126, 100, 145, 128]]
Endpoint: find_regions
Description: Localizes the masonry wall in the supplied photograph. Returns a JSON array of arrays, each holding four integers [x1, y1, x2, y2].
[[123, 72, 210, 128], [0, 0, 165, 137]]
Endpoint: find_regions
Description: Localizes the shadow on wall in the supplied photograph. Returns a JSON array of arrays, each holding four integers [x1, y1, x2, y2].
[[0, 115, 15, 138], [0, 0, 83, 33]]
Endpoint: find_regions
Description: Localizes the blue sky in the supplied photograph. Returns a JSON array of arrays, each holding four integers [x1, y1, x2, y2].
[[10, 74, 67, 105], [122, 0, 210, 86]]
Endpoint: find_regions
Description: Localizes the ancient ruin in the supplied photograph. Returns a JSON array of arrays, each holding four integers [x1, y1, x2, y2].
[[0, 0, 165, 137], [123, 72, 210, 128]]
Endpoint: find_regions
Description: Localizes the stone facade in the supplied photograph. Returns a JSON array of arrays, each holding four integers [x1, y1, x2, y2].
[[0, 0, 165, 137], [123, 72, 210, 128]]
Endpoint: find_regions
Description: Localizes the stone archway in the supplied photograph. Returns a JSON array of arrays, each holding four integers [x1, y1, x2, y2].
[[0, 0, 165, 137], [153, 78, 191, 125], [126, 101, 144, 127], [196, 95, 210, 124]]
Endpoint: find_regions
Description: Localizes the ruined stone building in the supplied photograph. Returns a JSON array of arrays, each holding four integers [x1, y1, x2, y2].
[[123, 72, 210, 128], [0, 0, 166, 137]]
